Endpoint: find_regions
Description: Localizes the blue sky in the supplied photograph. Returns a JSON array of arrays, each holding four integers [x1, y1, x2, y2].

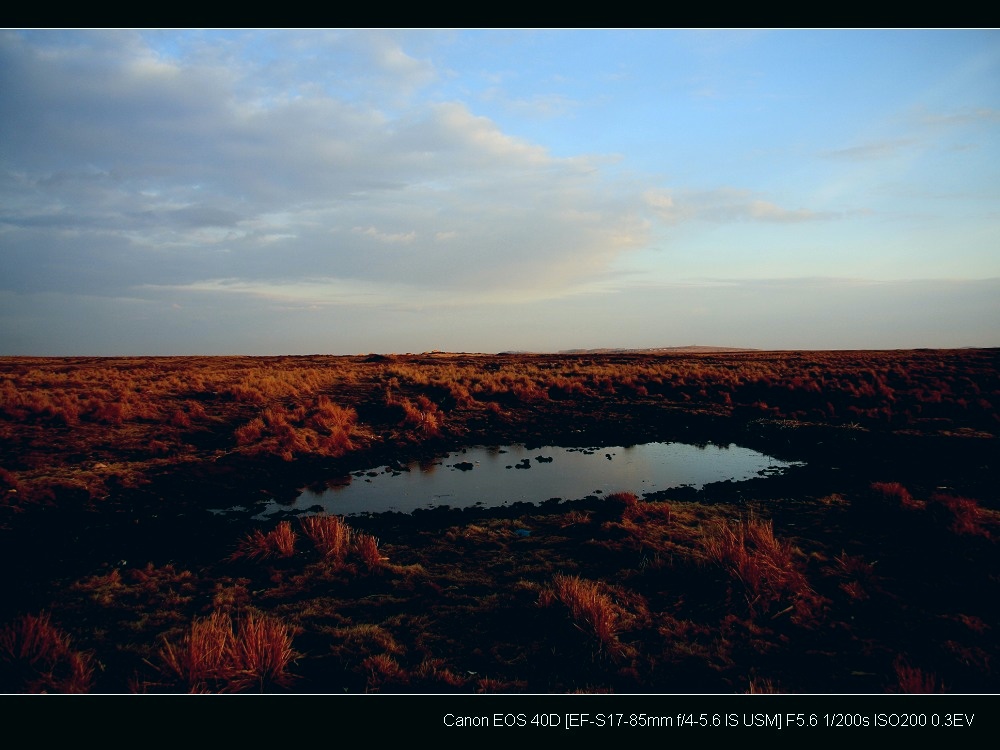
[[1, 29, 997, 354]]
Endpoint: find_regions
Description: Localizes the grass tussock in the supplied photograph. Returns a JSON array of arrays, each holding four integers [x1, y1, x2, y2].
[[354, 532, 385, 570], [892, 658, 944, 693], [928, 494, 991, 538], [234, 611, 299, 692], [157, 610, 297, 693], [868, 482, 997, 539], [300, 515, 352, 559], [234, 399, 358, 461], [746, 676, 781, 694], [870, 481, 923, 511], [544, 574, 629, 660], [388, 395, 444, 436], [230, 521, 297, 562], [158, 610, 234, 691], [702, 516, 820, 620], [0, 612, 94, 693], [298, 515, 385, 569], [364, 653, 406, 692], [834, 551, 879, 601]]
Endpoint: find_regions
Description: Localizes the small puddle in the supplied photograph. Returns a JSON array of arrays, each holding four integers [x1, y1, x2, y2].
[[248, 441, 803, 517]]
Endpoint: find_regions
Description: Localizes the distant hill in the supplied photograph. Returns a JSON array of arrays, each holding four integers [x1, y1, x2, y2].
[[556, 345, 759, 354]]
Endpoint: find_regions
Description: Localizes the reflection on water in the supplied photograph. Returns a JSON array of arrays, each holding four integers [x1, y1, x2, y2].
[[269, 442, 803, 517]]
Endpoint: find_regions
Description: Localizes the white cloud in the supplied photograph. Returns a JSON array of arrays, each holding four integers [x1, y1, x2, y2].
[[352, 226, 418, 244], [5, 30, 995, 354], [644, 188, 837, 225], [0, 31, 646, 303]]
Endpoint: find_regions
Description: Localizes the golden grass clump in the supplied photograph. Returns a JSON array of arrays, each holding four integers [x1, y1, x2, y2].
[[234, 417, 266, 446], [702, 516, 818, 619], [546, 574, 626, 659], [413, 658, 466, 689], [393, 395, 443, 435], [834, 551, 878, 601], [331, 623, 405, 657], [231, 521, 297, 562], [892, 657, 943, 693], [232, 398, 358, 460], [300, 515, 352, 558], [299, 515, 385, 569], [870, 481, 922, 511], [158, 610, 297, 693], [233, 611, 299, 692], [746, 676, 782, 694], [70, 568, 126, 607], [0, 612, 94, 693], [364, 653, 407, 691], [354, 532, 384, 569], [158, 610, 234, 691], [928, 494, 990, 537]]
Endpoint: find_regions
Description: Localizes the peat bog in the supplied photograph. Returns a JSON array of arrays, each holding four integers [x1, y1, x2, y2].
[[0, 349, 997, 694]]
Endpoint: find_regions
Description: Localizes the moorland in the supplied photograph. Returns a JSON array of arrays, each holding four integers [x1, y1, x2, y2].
[[0, 348, 997, 694]]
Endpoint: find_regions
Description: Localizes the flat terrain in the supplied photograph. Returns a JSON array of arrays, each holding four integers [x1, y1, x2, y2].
[[0, 349, 997, 693]]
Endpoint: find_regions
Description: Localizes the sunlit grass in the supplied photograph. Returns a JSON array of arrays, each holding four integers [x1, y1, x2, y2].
[[544, 574, 628, 660], [701, 515, 822, 621], [231, 521, 297, 562], [0, 612, 94, 693], [157, 610, 298, 693], [0, 349, 997, 693]]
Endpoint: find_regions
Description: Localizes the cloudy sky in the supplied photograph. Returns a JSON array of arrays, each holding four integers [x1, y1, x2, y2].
[[1, 29, 997, 354]]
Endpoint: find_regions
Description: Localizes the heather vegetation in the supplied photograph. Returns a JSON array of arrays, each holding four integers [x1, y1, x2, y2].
[[0, 349, 997, 692]]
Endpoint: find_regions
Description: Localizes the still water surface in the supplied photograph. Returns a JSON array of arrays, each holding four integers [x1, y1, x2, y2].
[[269, 442, 803, 517]]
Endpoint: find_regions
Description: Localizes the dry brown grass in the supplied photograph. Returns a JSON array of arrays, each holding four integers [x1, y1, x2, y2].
[[71, 568, 126, 607], [746, 676, 781, 693], [233, 398, 358, 460], [212, 580, 252, 613], [1, 350, 997, 694], [546, 574, 628, 659], [364, 653, 406, 691], [354, 532, 385, 570], [298, 515, 385, 569], [297, 515, 386, 570], [834, 551, 878, 601], [158, 610, 298, 693], [0, 612, 94, 693], [928, 494, 991, 538], [158, 610, 235, 692], [391, 395, 443, 435], [331, 623, 405, 656], [300, 515, 352, 559], [414, 658, 466, 689], [231, 611, 298, 692], [702, 516, 820, 620], [2, 349, 996, 510], [231, 521, 297, 562], [871, 481, 923, 511], [892, 658, 944, 693]]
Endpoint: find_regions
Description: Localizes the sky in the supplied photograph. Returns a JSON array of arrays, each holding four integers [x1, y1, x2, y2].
[[1, 29, 998, 355]]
